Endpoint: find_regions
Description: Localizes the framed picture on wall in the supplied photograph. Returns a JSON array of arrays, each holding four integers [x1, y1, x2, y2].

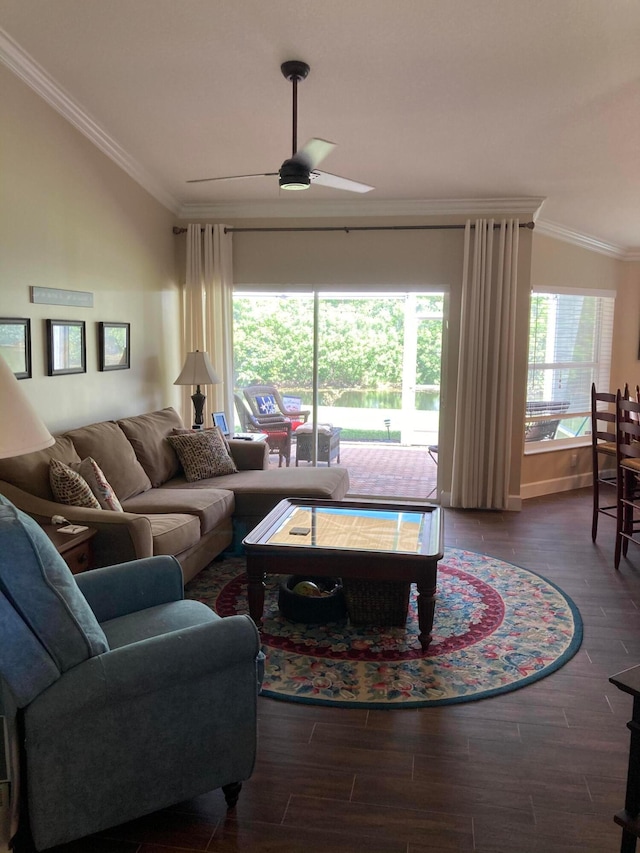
[[98, 322, 130, 371], [212, 412, 230, 436], [0, 317, 31, 379], [46, 319, 86, 376]]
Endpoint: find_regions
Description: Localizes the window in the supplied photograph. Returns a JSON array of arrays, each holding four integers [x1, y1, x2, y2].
[[526, 288, 615, 448]]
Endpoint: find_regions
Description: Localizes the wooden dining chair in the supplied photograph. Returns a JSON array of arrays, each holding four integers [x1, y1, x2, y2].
[[614, 389, 640, 569], [591, 383, 620, 541], [591, 383, 636, 541]]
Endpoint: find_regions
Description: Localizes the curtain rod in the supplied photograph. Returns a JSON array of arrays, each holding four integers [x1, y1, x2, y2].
[[172, 222, 535, 235]]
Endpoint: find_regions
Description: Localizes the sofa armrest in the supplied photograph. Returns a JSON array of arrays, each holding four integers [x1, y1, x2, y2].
[[75, 556, 183, 622], [28, 614, 260, 718], [228, 439, 269, 471], [0, 481, 153, 565]]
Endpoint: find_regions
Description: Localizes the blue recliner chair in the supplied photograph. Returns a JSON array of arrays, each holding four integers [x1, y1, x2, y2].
[[0, 495, 261, 851]]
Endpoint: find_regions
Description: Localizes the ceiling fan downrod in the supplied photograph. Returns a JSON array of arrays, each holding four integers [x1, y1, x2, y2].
[[281, 60, 310, 157]]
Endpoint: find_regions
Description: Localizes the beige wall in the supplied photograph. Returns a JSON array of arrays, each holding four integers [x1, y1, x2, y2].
[[612, 260, 640, 393], [0, 65, 180, 434]]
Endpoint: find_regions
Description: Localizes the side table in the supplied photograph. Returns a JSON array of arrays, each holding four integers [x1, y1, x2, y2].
[[610, 665, 640, 852], [232, 432, 268, 442], [42, 525, 97, 575]]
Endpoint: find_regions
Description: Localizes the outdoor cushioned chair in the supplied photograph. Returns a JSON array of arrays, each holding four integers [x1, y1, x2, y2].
[[0, 495, 261, 852], [234, 392, 292, 467], [524, 400, 571, 442], [243, 383, 310, 427]]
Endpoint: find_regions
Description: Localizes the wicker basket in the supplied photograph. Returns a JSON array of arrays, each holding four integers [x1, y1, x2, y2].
[[342, 579, 411, 626]]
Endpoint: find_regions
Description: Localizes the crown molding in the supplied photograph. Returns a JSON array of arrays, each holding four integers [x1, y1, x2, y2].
[[0, 27, 180, 215], [533, 218, 635, 260], [177, 196, 546, 221]]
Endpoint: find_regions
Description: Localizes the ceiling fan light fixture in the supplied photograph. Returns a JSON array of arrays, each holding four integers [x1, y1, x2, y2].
[[279, 159, 310, 191], [280, 178, 310, 191], [188, 60, 374, 194]]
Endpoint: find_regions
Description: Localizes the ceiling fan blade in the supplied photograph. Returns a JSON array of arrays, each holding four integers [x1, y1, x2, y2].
[[292, 138, 336, 170], [310, 170, 375, 193], [186, 172, 278, 184]]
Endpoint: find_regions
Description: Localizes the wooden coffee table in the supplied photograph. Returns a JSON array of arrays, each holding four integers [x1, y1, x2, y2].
[[243, 498, 443, 650]]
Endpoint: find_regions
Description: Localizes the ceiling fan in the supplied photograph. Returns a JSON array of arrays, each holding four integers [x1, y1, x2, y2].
[[187, 60, 374, 193]]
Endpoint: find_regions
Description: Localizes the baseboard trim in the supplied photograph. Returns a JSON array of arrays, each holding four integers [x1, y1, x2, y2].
[[439, 492, 522, 511], [520, 472, 592, 500], [440, 474, 590, 509]]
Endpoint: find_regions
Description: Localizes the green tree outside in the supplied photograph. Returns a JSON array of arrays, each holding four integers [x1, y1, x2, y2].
[[233, 294, 443, 397]]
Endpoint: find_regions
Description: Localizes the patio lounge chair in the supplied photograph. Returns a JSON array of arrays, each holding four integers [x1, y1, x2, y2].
[[524, 400, 571, 442], [243, 383, 310, 427], [234, 393, 292, 467]]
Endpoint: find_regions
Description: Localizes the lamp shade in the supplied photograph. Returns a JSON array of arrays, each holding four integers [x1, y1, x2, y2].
[[0, 354, 54, 459], [173, 350, 220, 386]]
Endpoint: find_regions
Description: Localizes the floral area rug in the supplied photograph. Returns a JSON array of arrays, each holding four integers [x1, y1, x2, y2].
[[184, 548, 583, 708]]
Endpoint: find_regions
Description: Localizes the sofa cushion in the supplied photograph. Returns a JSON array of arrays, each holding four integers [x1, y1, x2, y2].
[[117, 408, 184, 487], [70, 458, 123, 511], [145, 513, 201, 557], [0, 497, 109, 688], [167, 431, 237, 482], [65, 421, 152, 501], [49, 459, 102, 509], [162, 466, 350, 523], [121, 488, 234, 536], [0, 435, 80, 500]]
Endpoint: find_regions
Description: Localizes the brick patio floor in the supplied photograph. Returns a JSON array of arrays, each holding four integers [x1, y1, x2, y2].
[[270, 440, 438, 501]]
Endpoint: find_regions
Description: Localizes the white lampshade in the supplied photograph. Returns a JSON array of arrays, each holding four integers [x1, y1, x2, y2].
[[0, 354, 54, 459], [173, 350, 220, 386]]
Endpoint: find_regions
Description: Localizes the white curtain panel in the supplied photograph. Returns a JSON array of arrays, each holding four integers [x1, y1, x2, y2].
[[450, 218, 519, 509], [181, 224, 234, 427]]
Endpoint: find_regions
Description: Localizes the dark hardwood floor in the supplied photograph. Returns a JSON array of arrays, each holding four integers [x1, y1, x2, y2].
[[45, 488, 640, 852]]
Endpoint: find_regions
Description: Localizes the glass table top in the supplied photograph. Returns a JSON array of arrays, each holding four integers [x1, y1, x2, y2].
[[265, 505, 427, 554]]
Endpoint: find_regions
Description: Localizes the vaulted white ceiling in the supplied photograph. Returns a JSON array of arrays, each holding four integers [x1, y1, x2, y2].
[[2, 0, 640, 256]]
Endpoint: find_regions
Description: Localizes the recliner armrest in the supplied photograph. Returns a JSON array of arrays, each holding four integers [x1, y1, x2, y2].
[[75, 556, 183, 622]]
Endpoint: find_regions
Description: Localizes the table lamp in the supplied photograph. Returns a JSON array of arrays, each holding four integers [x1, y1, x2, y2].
[[173, 350, 220, 428], [0, 354, 54, 459]]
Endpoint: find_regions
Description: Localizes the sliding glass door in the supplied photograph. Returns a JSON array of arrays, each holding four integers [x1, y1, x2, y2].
[[233, 289, 443, 499]]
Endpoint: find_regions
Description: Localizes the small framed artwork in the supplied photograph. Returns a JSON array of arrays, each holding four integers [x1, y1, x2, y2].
[[46, 319, 86, 376], [0, 317, 31, 379], [98, 322, 130, 371], [212, 411, 230, 436]]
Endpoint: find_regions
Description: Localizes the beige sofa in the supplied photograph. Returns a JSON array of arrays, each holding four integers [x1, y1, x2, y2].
[[0, 407, 350, 582]]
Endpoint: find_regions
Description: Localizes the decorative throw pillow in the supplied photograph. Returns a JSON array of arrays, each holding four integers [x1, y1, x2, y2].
[[255, 394, 278, 415], [172, 425, 232, 452], [70, 457, 123, 511], [167, 430, 238, 482], [49, 459, 101, 509], [214, 425, 232, 453]]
